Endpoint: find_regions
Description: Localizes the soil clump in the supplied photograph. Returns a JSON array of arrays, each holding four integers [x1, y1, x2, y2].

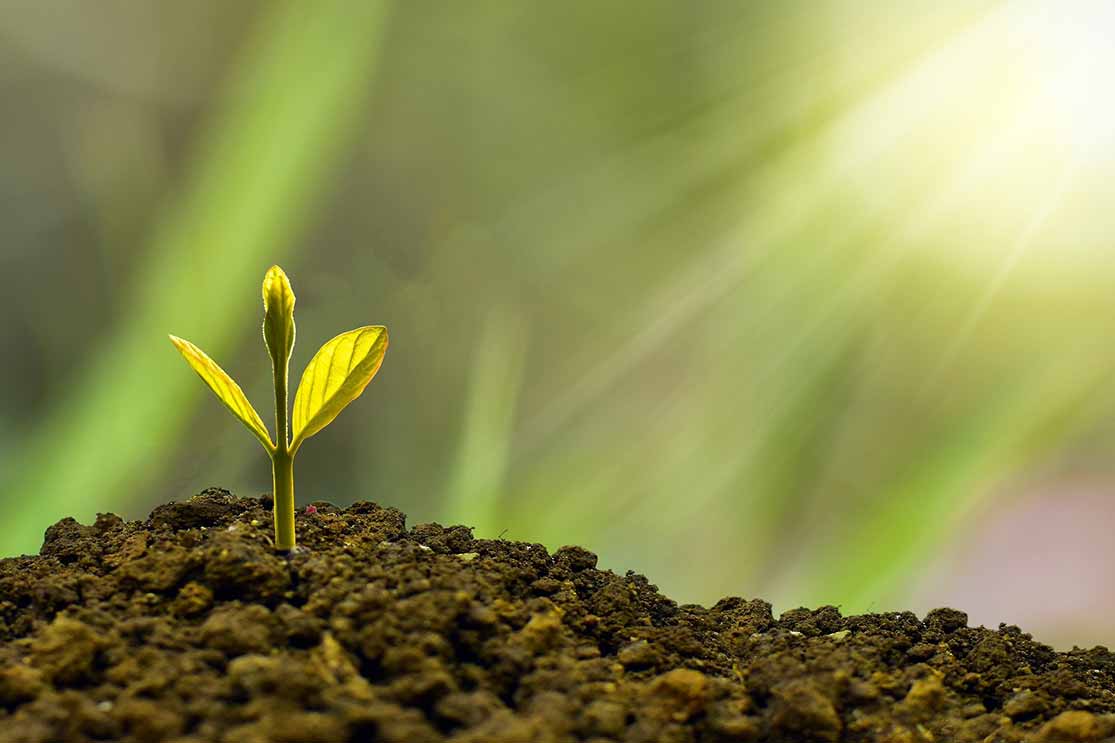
[[1, 489, 1113, 742]]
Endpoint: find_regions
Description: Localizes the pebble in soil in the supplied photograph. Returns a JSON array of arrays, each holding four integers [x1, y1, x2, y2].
[[0, 488, 1113, 742]]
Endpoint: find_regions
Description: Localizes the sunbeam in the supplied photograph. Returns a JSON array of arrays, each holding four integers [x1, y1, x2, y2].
[[921, 161, 1079, 398]]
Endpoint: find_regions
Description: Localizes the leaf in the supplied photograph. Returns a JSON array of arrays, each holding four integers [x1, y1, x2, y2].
[[291, 326, 388, 449], [169, 335, 275, 452], [262, 265, 296, 372]]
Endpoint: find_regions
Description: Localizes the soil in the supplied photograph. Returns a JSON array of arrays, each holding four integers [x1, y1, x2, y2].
[[0, 489, 1113, 743]]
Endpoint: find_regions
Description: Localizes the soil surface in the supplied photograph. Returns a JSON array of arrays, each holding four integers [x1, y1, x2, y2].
[[1, 489, 1113, 742]]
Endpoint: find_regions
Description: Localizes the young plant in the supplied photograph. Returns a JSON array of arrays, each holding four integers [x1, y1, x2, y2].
[[169, 265, 387, 551]]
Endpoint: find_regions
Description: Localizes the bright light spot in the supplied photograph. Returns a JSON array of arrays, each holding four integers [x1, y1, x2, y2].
[[1022, 0, 1115, 158], [829, 0, 1115, 277]]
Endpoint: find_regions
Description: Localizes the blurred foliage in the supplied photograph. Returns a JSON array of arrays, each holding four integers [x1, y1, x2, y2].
[[2, 1, 1115, 646]]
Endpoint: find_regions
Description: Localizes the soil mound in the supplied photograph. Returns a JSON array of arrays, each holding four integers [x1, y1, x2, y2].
[[0, 489, 1113, 742]]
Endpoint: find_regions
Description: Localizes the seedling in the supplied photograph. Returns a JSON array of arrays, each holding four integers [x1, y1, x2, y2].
[[170, 266, 387, 551]]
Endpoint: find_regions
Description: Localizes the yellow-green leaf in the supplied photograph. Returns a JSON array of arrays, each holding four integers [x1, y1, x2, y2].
[[291, 326, 388, 449], [262, 265, 296, 371], [169, 334, 275, 452]]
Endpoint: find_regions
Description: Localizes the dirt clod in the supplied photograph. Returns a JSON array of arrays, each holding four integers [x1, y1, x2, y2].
[[1, 489, 1114, 742], [30, 615, 105, 685]]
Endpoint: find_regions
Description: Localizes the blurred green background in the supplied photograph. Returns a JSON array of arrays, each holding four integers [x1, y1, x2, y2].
[[3, 1, 1115, 649]]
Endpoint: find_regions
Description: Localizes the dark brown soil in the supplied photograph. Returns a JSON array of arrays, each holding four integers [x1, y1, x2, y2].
[[0, 489, 1113, 742]]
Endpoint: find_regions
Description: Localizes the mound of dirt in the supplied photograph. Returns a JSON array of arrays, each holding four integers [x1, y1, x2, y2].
[[0, 488, 1112, 742]]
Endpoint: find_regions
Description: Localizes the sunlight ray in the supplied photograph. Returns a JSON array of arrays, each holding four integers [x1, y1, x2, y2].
[[515, 8, 1007, 457], [920, 160, 1078, 399]]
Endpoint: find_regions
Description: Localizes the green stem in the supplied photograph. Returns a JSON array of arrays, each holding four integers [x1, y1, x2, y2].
[[272, 451, 295, 550], [272, 318, 293, 550]]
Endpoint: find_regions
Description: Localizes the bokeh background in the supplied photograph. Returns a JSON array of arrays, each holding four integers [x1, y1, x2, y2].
[[2, 1, 1115, 649]]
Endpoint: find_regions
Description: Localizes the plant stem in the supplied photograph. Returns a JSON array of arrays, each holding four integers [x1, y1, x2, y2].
[[272, 309, 293, 549], [272, 451, 295, 550]]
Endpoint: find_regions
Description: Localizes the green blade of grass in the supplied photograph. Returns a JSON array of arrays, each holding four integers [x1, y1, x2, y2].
[[444, 305, 529, 536], [0, 0, 393, 556]]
